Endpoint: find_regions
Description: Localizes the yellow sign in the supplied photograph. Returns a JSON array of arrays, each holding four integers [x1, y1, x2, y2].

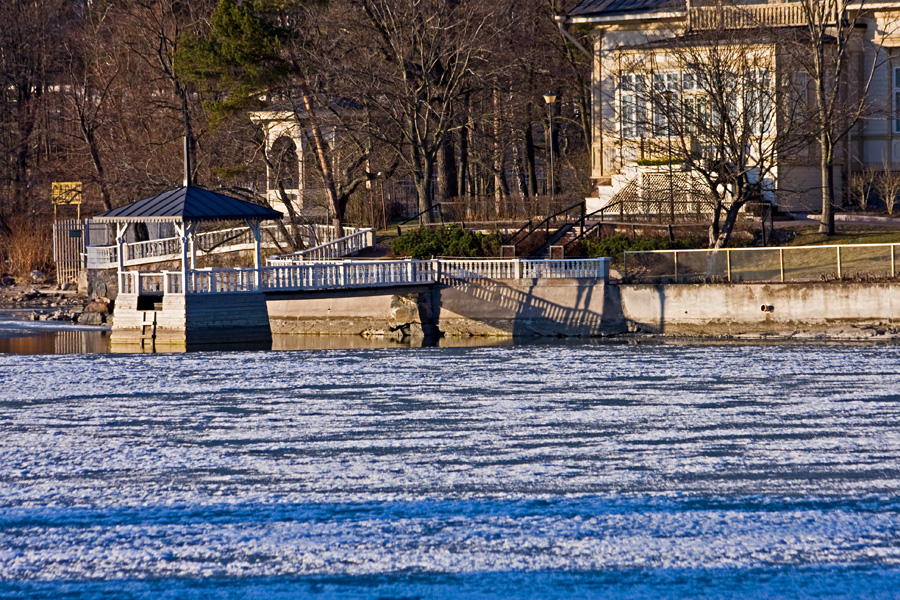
[[51, 182, 83, 205]]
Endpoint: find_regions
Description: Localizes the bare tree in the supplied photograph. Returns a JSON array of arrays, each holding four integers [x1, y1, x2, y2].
[[849, 162, 877, 211], [876, 160, 900, 216], [115, 0, 213, 186], [620, 24, 806, 247], [59, 4, 120, 211], [792, 0, 882, 234], [0, 0, 69, 229], [347, 0, 497, 221]]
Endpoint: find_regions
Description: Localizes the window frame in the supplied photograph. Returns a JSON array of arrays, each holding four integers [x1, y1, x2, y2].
[[893, 66, 900, 134]]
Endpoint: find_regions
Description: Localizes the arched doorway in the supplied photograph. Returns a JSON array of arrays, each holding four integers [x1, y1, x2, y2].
[[269, 137, 299, 191]]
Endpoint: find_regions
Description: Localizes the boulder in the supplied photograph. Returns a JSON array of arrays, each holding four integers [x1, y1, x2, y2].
[[77, 312, 104, 326], [84, 300, 110, 314]]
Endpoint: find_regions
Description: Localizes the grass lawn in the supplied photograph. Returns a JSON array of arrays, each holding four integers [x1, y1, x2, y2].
[[783, 224, 900, 247]]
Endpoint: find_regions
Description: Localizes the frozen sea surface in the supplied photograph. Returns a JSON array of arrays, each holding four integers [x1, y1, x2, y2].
[[2, 343, 900, 598]]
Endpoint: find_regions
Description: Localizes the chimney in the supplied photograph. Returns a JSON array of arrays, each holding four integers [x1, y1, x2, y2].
[[183, 135, 191, 188]]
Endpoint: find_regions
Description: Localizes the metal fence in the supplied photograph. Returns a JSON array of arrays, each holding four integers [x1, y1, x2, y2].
[[624, 243, 900, 283], [52, 219, 86, 283]]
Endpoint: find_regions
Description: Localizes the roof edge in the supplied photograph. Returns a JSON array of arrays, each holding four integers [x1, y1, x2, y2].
[[567, 9, 686, 25]]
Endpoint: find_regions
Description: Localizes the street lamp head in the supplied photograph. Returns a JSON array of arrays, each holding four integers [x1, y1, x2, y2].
[[662, 90, 674, 102], [543, 93, 557, 104]]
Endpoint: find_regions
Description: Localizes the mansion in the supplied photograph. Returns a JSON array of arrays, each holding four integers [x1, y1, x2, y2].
[[565, 0, 900, 213]]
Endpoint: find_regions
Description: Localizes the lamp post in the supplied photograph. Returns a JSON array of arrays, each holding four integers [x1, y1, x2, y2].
[[662, 89, 675, 223], [543, 93, 557, 205], [377, 172, 387, 231]]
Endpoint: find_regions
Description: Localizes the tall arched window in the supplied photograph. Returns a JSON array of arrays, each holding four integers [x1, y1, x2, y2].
[[269, 137, 299, 190]]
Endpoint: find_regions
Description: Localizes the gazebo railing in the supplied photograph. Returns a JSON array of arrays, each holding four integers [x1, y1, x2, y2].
[[119, 271, 166, 295], [87, 222, 373, 269]]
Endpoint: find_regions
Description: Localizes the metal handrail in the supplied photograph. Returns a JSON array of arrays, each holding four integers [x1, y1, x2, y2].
[[624, 242, 900, 283], [396, 203, 446, 232], [504, 200, 586, 252]]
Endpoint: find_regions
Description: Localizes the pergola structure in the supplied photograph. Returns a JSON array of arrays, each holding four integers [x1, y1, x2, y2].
[[93, 185, 283, 291]]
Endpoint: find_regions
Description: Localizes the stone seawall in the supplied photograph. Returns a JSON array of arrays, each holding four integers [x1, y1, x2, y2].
[[266, 280, 900, 339], [618, 282, 900, 336]]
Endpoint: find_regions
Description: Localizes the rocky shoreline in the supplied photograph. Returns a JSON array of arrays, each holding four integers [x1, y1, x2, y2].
[[0, 283, 112, 326]]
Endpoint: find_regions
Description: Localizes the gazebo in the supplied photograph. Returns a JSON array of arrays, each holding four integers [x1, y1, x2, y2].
[[93, 184, 283, 348]]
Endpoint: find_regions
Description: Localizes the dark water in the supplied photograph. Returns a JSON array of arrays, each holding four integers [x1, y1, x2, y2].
[[1, 330, 900, 597]]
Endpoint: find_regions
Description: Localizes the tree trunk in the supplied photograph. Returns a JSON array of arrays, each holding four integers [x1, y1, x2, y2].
[[177, 85, 194, 185], [415, 161, 433, 224], [525, 106, 537, 197], [437, 135, 458, 203], [297, 82, 344, 237], [458, 95, 471, 197], [493, 86, 504, 217], [819, 141, 836, 235], [713, 201, 744, 249], [543, 114, 555, 197], [82, 124, 112, 211], [708, 202, 723, 247], [13, 90, 35, 214]]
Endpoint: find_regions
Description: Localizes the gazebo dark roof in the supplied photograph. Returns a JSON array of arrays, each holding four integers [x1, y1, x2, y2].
[[93, 186, 283, 223]]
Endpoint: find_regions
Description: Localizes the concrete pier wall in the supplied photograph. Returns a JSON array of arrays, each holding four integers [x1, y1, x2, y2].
[[266, 285, 438, 339], [266, 278, 622, 337], [435, 278, 622, 336], [112, 292, 272, 347]]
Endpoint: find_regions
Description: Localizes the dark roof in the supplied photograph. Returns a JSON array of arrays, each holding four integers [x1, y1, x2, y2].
[[569, 0, 684, 18], [93, 186, 283, 223]]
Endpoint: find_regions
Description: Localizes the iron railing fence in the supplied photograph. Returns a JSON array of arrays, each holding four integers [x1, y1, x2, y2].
[[624, 243, 900, 283]]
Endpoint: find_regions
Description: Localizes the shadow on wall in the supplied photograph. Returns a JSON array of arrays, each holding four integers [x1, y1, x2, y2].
[[433, 278, 629, 337], [622, 284, 666, 334]]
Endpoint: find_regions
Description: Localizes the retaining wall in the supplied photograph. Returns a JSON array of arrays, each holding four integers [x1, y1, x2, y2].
[[267, 280, 900, 338], [617, 282, 900, 335], [111, 280, 900, 346]]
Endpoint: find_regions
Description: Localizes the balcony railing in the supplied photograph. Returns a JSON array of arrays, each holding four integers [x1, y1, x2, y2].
[[690, 2, 807, 30]]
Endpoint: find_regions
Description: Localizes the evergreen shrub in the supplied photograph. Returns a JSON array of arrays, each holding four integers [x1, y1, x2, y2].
[[391, 225, 503, 259], [583, 234, 704, 264]]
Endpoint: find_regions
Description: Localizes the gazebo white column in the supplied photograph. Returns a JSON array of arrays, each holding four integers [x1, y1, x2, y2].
[[115, 223, 131, 293], [174, 220, 197, 294], [246, 218, 263, 289]]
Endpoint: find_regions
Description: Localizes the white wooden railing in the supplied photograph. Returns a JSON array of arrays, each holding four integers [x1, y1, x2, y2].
[[86, 245, 117, 269], [118, 271, 166, 295], [126, 237, 181, 263], [691, 2, 806, 29], [187, 268, 258, 294], [267, 228, 376, 264], [440, 257, 609, 281], [117, 257, 610, 296], [86, 223, 370, 269], [263, 259, 437, 291]]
